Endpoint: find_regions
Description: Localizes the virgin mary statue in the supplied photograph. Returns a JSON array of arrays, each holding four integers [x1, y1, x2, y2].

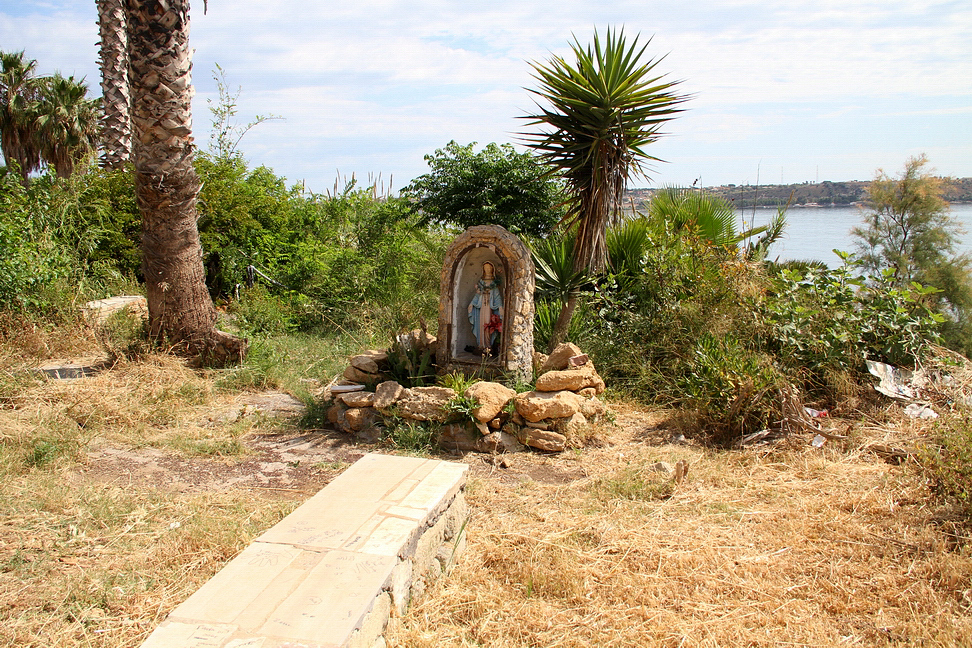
[[467, 261, 503, 356]]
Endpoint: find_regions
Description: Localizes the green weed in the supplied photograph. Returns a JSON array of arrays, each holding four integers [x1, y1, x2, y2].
[[383, 419, 437, 453], [591, 465, 674, 502]]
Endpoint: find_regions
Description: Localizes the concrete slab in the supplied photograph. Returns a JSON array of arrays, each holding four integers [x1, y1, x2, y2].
[[257, 551, 395, 643], [141, 453, 468, 648]]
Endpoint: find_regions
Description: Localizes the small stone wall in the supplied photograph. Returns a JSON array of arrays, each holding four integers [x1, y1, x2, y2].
[[330, 342, 608, 454], [140, 453, 469, 648]]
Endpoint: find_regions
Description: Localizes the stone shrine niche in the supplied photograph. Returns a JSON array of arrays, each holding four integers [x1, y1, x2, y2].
[[437, 225, 535, 381]]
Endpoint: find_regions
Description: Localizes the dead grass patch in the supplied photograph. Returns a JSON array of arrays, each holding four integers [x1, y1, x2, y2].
[[0, 472, 294, 647], [389, 411, 972, 647]]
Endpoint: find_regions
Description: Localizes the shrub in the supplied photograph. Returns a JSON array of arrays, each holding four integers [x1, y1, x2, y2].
[[759, 257, 944, 393], [921, 410, 972, 519], [403, 141, 566, 237]]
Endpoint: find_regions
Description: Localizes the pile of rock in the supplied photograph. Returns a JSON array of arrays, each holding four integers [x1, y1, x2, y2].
[[326, 341, 608, 455], [511, 343, 607, 452]]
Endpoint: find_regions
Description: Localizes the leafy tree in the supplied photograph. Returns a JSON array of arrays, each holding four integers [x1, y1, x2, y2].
[[852, 155, 972, 354], [0, 51, 42, 185], [521, 28, 690, 349], [404, 141, 565, 237]]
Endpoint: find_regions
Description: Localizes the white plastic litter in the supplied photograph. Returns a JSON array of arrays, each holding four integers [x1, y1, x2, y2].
[[904, 403, 938, 420]]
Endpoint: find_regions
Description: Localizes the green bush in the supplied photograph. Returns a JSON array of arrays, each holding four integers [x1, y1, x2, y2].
[[760, 258, 943, 392], [196, 157, 444, 335], [579, 208, 946, 443], [921, 411, 972, 519]]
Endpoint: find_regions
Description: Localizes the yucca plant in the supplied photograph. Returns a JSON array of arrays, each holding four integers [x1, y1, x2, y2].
[[521, 27, 690, 349]]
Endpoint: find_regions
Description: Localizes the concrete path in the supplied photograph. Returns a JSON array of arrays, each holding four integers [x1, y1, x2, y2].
[[141, 453, 469, 648]]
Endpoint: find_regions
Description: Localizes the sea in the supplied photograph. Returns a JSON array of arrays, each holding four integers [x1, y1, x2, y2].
[[743, 203, 972, 266]]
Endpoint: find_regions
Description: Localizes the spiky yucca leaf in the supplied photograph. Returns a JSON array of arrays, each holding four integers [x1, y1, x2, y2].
[[521, 28, 689, 274]]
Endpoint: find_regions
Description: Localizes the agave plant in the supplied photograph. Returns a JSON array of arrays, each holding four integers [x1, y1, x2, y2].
[[521, 28, 689, 349]]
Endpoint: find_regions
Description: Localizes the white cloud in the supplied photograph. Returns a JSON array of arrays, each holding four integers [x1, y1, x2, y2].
[[2, 0, 970, 190]]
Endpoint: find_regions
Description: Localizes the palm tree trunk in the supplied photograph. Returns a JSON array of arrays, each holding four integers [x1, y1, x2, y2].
[[548, 293, 578, 352], [126, 0, 245, 364], [97, 0, 131, 169]]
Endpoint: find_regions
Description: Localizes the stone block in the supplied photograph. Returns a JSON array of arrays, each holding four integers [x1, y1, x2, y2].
[[374, 380, 406, 410], [351, 354, 381, 374], [514, 390, 582, 422], [535, 364, 603, 393], [140, 453, 469, 648], [396, 386, 455, 423], [540, 342, 583, 373], [339, 391, 376, 408], [389, 559, 413, 615], [345, 365, 379, 384], [464, 381, 515, 423], [517, 427, 567, 452], [346, 406, 379, 432]]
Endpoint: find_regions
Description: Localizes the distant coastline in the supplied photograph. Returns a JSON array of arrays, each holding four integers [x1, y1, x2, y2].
[[627, 177, 972, 210]]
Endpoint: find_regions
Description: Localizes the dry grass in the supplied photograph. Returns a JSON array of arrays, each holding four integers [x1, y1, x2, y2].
[[0, 474, 294, 647], [0, 350, 302, 647], [389, 404, 972, 647], [1, 336, 970, 647]]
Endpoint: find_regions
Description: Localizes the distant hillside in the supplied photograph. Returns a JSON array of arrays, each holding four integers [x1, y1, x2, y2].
[[627, 177, 972, 210]]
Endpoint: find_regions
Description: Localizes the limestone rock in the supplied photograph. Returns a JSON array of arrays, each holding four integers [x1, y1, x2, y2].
[[540, 343, 583, 374], [345, 407, 378, 432], [563, 411, 588, 437], [81, 295, 148, 325], [438, 422, 480, 453], [397, 386, 456, 423], [465, 381, 515, 423], [350, 354, 380, 374], [651, 461, 674, 475], [344, 365, 378, 384], [532, 351, 548, 375], [577, 395, 607, 420], [334, 407, 353, 434], [374, 380, 406, 411], [516, 427, 567, 452], [338, 391, 376, 408], [524, 419, 553, 430], [327, 404, 342, 424], [358, 349, 389, 363], [514, 390, 582, 423], [535, 364, 604, 393]]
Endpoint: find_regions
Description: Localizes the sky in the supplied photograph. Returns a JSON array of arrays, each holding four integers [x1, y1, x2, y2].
[[2, 0, 970, 193]]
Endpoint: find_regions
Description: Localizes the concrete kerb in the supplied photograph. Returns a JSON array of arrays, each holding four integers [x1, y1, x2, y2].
[[140, 453, 469, 648]]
